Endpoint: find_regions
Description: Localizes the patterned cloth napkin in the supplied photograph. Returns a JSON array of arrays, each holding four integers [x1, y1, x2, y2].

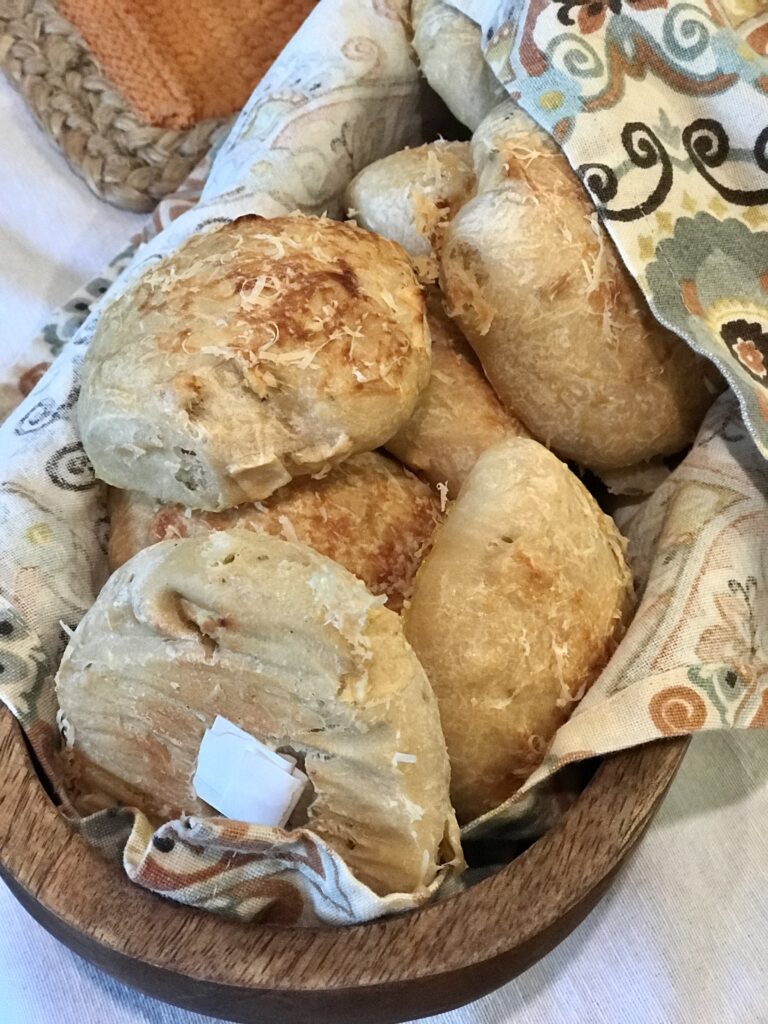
[[0, 0, 767, 924], [450, 0, 768, 452]]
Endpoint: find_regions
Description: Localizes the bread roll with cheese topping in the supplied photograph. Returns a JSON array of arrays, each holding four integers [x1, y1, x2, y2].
[[385, 294, 529, 495], [440, 103, 720, 473], [56, 530, 463, 897], [345, 141, 475, 280], [108, 451, 440, 611], [404, 437, 633, 823], [79, 214, 430, 511]]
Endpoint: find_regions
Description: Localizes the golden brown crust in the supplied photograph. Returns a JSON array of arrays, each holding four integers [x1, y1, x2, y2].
[[79, 214, 430, 510], [404, 437, 633, 823], [107, 487, 158, 572], [385, 293, 529, 495], [108, 452, 440, 611], [57, 530, 464, 897], [440, 104, 721, 473]]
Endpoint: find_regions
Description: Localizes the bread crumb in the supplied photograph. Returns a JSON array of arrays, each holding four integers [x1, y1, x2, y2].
[[436, 481, 449, 512]]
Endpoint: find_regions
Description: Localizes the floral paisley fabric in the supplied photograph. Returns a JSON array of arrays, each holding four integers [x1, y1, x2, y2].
[[450, 0, 768, 454], [1, 0, 768, 924]]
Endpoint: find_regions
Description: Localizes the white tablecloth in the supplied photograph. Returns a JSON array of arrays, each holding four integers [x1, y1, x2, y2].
[[1, 78, 766, 1024]]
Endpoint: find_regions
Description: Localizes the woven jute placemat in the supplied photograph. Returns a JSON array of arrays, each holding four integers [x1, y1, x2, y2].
[[0, 0, 315, 211]]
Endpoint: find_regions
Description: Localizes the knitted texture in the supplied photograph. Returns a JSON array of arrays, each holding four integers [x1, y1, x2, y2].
[[58, 0, 318, 129], [0, 0, 222, 211]]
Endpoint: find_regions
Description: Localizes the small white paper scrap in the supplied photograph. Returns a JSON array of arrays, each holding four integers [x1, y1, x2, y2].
[[193, 716, 308, 827]]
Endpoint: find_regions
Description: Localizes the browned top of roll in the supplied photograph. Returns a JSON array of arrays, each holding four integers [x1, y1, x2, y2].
[[79, 214, 430, 511]]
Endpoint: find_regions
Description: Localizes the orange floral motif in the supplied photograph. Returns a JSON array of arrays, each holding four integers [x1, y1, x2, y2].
[[733, 339, 767, 378], [720, 319, 768, 382], [649, 685, 707, 735], [746, 22, 768, 57], [18, 362, 51, 397], [749, 689, 768, 729], [681, 279, 704, 316]]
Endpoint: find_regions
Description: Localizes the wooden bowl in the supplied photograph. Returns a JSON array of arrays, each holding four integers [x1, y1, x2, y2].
[[0, 706, 686, 1023]]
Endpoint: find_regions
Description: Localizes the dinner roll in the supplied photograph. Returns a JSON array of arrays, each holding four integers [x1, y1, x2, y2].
[[385, 293, 529, 495], [108, 451, 440, 611], [79, 214, 430, 511], [56, 530, 463, 897], [411, 0, 506, 131], [440, 103, 720, 473], [404, 437, 632, 823], [345, 141, 475, 280]]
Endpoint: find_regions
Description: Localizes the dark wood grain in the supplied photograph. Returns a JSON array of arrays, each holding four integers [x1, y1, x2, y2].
[[0, 706, 686, 1023]]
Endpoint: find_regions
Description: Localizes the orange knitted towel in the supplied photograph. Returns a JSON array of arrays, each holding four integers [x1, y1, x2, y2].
[[57, 0, 317, 129]]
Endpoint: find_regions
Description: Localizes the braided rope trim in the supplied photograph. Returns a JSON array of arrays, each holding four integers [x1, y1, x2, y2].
[[0, 0, 223, 212]]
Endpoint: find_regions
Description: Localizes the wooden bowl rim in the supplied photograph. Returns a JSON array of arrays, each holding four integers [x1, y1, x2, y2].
[[0, 706, 687, 992]]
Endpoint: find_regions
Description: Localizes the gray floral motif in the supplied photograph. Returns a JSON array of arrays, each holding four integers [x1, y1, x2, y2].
[[646, 214, 768, 389], [0, 598, 51, 725]]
